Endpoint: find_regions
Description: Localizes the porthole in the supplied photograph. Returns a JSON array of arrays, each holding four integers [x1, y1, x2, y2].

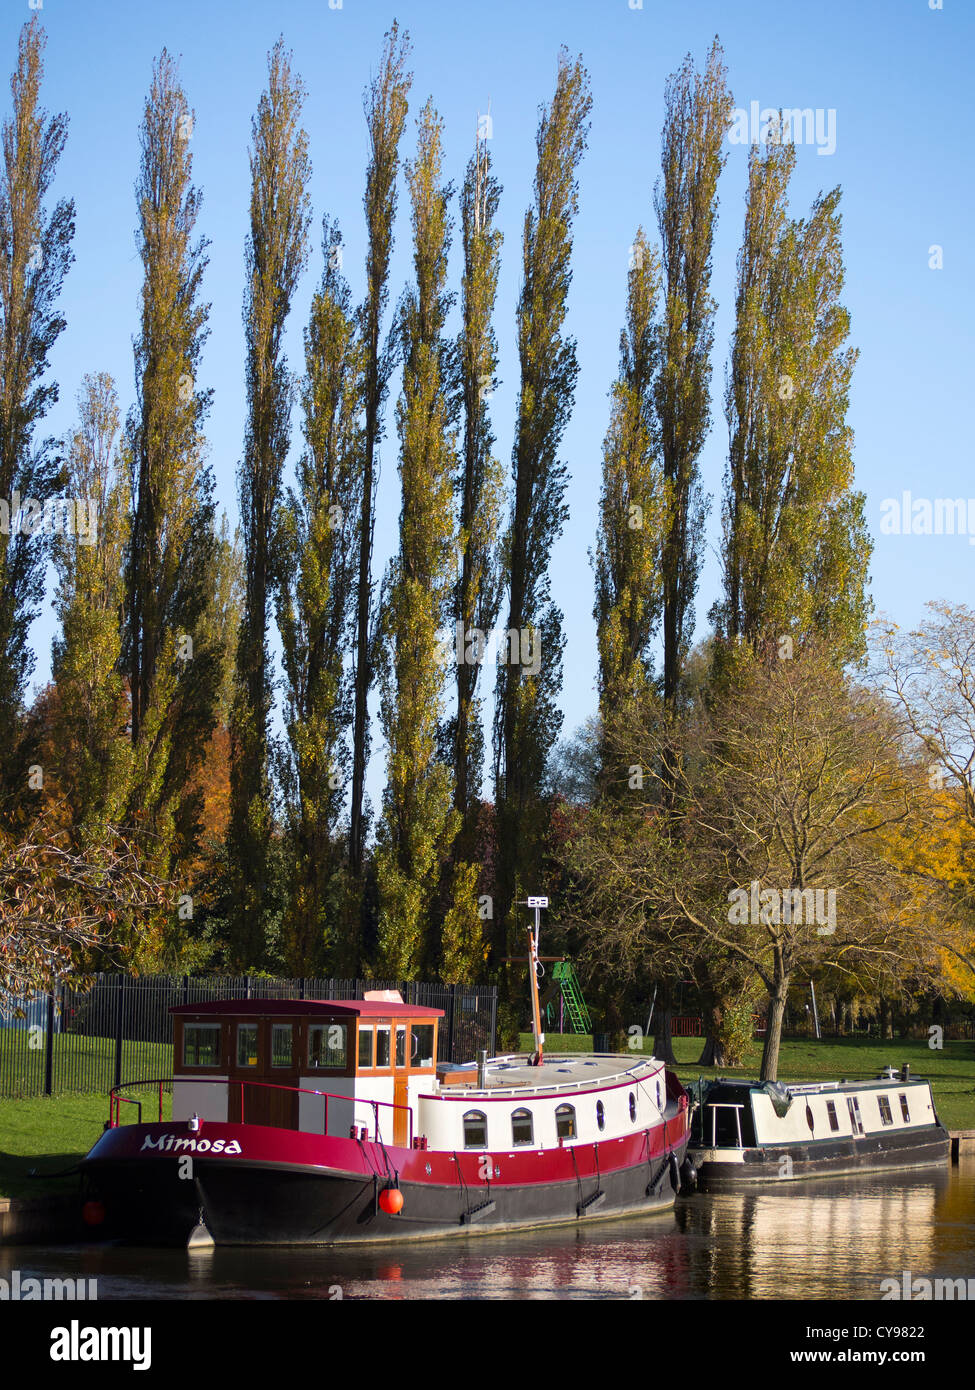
[[596, 1099, 605, 1132], [629, 1091, 637, 1123]]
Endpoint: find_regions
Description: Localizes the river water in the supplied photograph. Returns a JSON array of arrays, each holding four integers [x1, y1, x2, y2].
[[3, 1156, 973, 1301]]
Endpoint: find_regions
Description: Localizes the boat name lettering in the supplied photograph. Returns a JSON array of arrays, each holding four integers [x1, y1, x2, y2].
[[139, 1135, 242, 1155]]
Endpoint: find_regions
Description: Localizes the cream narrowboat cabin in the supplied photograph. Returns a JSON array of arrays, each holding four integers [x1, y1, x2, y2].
[[688, 1065, 950, 1186]]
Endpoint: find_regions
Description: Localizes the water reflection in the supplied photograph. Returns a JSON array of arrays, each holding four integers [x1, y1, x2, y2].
[[2, 1157, 972, 1300]]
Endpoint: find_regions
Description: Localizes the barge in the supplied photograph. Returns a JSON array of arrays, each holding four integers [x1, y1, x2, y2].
[[687, 1066, 950, 1186], [80, 914, 690, 1245]]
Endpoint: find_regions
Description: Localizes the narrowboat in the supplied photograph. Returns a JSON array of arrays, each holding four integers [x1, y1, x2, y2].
[[687, 1066, 950, 1187], [80, 914, 690, 1246]]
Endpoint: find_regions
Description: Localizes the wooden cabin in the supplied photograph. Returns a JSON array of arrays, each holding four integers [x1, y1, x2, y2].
[[170, 994, 443, 1146]]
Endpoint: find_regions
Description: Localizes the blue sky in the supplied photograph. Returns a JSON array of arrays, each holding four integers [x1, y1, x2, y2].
[[9, 0, 973, 817]]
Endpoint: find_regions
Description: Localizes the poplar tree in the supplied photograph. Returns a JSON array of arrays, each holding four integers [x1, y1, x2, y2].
[[125, 50, 222, 877], [51, 375, 130, 833], [494, 50, 590, 958], [654, 39, 731, 709], [375, 100, 459, 979], [228, 39, 311, 969], [449, 129, 504, 841], [348, 23, 412, 885], [275, 220, 364, 974], [716, 134, 870, 664], [593, 225, 664, 724], [0, 19, 74, 811]]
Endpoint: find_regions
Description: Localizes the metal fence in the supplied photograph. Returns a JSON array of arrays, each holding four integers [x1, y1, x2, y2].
[[0, 975, 498, 1100]]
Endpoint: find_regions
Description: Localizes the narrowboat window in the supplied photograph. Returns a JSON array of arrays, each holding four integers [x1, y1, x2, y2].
[[376, 1025, 391, 1068], [358, 1027, 374, 1069], [596, 1099, 605, 1132], [395, 1025, 407, 1068], [411, 1023, 435, 1068], [826, 1099, 840, 1132], [878, 1095, 893, 1126], [848, 1096, 864, 1135], [900, 1093, 910, 1123], [270, 1023, 292, 1068], [511, 1108, 534, 1146], [556, 1104, 576, 1140], [463, 1110, 488, 1149], [629, 1092, 637, 1123], [237, 1023, 259, 1067], [308, 1022, 347, 1069], [183, 1023, 221, 1068]]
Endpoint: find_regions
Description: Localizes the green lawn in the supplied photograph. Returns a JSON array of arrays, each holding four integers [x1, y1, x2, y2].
[[0, 1029, 173, 1099], [519, 1032, 975, 1132], [0, 1087, 172, 1200]]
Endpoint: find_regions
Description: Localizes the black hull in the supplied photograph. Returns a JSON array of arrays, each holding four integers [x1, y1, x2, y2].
[[689, 1123, 950, 1187], [84, 1137, 689, 1247]]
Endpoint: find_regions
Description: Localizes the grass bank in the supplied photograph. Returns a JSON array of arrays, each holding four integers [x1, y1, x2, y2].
[[0, 1089, 172, 1201]]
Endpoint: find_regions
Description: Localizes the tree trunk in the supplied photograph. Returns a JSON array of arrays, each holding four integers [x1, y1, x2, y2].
[[696, 997, 727, 1067], [652, 981, 677, 1064], [879, 994, 892, 1041], [760, 974, 789, 1082]]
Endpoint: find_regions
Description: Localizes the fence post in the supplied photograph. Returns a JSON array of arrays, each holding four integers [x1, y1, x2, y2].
[[44, 992, 55, 1096], [113, 975, 124, 1090], [299, 977, 305, 1001], [182, 975, 189, 1006], [447, 984, 457, 1062], [489, 990, 497, 1059]]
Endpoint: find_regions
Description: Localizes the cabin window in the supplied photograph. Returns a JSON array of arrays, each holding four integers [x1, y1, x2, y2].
[[411, 1024, 435, 1068], [376, 1026, 391, 1068], [463, 1110, 488, 1149], [596, 1100, 605, 1132], [308, 1023, 347, 1070], [826, 1100, 840, 1132], [270, 1024, 292, 1068], [629, 1092, 637, 1123], [556, 1104, 576, 1140], [236, 1023, 259, 1067], [878, 1095, 894, 1126], [183, 1024, 221, 1068], [847, 1096, 864, 1135], [395, 1025, 407, 1068], [899, 1093, 910, 1123], [511, 1108, 534, 1146], [358, 1027, 374, 1069]]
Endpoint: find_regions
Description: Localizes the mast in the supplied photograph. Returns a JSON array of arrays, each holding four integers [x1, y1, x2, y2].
[[521, 896, 548, 1064]]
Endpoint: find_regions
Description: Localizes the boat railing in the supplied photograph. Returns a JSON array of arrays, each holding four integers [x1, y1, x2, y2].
[[456, 1054, 659, 1099], [107, 1076, 413, 1147]]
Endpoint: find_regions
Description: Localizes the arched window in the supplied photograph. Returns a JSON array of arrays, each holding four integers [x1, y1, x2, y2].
[[511, 1108, 534, 1146], [596, 1100, 605, 1132], [463, 1110, 488, 1149], [555, 1103, 576, 1140], [629, 1092, 637, 1123]]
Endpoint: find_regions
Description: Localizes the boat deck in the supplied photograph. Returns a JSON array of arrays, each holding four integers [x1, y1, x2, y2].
[[444, 1053, 660, 1100]]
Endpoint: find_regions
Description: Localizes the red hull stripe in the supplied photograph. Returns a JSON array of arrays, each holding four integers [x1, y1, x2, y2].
[[85, 1117, 689, 1187]]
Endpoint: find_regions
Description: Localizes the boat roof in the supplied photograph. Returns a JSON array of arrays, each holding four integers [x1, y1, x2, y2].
[[169, 999, 444, 1019], [700, 1074, 931, 1096], [436, 1053, 663, 1100]]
